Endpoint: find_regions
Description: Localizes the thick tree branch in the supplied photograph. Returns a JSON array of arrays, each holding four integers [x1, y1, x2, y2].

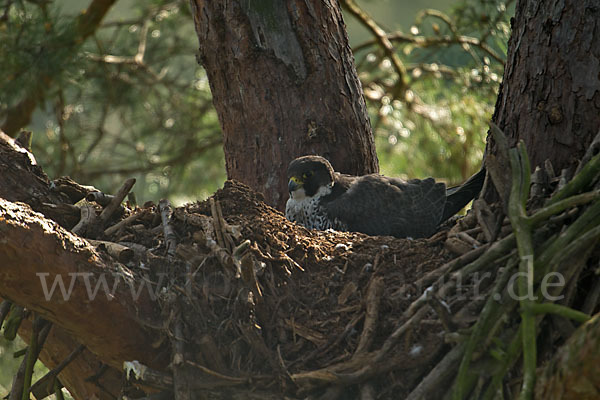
[[0, 199, 162, 370]]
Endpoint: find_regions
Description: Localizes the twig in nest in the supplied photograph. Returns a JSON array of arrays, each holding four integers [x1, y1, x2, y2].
[[406, 342, 466, 400], [210, 198, 227, 250], [216, 199, 235, 251], [97, 178, 136, 228], [254, 245, 304, 272], [374, 305, 430, 363], [86, 191, 115, 207], [171, 305, 191, 398], [359, 383, 376, 400], [3, 304, 25, 340], [197, 334, 227, 374], [240, 324, 282, 376], [556, 167, 572, 192], [426, 293, 455, 332], [544, 159, 556, 180], [531, 166, 549, 198], [158, 199, 177, 260], [451, 260, 517, 399], [444, 233, 516, 296], [354, 277, 384, 356], [556, 152, 600, 202], [240, 252, 263, 302], [528, 190, 600, 225], [473, 198, 498, 242], [119, 241, 148, 261], [316, 386, 344, 400], [415, 244, 488, 289], [88, 239, 134, 263], [526, 303, 590, 324], [104, 209, 147, 237], [456, 232, 481, 248], [293, 346, 436, 393], [51, 176, 98, 204], [184, 360, 249, 387], [288, 312, 365, 369], [445, 236, 473, 255], [71, 204, 97, 236]]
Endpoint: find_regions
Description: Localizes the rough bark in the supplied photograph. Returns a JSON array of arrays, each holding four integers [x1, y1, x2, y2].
[[0, 134, 161, 399], [0, 132, 67, 211], [189, 0, 378, 209], [0, 199, 163, 371], [488, 0, 600, 173]]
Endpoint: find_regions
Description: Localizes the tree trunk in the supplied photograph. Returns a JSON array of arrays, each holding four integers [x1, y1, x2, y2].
[[489, 0, 600, 172], [189, 0, 378, 210]]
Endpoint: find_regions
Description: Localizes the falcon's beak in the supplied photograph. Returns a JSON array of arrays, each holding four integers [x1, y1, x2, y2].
[[288, 176, 302, 193]]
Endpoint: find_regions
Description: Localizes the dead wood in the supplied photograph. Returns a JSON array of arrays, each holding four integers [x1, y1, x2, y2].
[[86, 191, 116, 207], [96, 178, 136, 230], [0, 199, 162, 370], [71, 204, 97, 236], [88, 240, 135, 263]]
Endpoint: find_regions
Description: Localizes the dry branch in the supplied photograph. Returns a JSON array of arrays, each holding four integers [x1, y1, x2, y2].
[[159, 198, 177, 260], [0, 199, 160, 370], [97, 178, 136, 229]]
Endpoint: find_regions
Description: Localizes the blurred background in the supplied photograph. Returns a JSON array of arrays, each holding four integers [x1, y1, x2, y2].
[[0, 0, 513, 394]]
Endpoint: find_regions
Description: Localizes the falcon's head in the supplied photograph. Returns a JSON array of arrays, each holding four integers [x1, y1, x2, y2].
[[287, 155, 335, 200]]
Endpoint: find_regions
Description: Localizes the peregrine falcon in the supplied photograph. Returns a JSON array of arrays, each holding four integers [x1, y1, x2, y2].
[[285, 155, 485, 238]]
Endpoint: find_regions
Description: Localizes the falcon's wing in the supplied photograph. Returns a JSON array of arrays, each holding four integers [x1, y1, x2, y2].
[[324, 174, 446, 238]]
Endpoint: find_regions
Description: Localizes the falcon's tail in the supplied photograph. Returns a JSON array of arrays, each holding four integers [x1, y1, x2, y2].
[[442, 167, 486, 222]]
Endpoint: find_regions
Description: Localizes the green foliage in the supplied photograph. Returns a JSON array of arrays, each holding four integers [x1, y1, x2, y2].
[[0, 336, 60, 398], [1, 0, 224, 204], [352, 0, 513, 183], [0, 4, 80, 102]]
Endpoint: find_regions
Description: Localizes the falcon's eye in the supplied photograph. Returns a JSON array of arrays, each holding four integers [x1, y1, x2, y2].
[[303, 171, 313, 179]]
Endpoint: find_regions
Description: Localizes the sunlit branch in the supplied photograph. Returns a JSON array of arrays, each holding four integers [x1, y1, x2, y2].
[[341, 0, 408, 97], [354, 32, 505, 66]]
